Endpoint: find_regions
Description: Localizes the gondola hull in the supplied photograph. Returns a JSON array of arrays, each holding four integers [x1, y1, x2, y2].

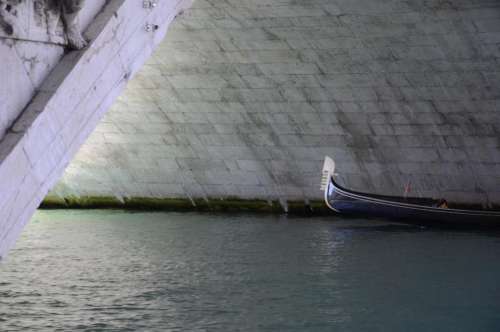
[[321, 157, 500, 226]]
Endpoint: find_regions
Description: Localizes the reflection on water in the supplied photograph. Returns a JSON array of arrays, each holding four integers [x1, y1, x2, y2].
[[1, 210, 499, 331]]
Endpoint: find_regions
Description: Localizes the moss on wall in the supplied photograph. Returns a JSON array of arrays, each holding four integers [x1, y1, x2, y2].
[[40, 194, 333, 215]]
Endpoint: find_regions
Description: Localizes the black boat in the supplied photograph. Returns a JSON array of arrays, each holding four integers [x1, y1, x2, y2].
[[320, 156, 500, 226]]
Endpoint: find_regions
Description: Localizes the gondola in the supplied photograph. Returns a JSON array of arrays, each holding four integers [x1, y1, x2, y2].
[[320, 156, 500, 226]]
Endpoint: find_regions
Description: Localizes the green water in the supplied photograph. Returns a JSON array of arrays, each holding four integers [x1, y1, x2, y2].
[[0, 210, 499, 331]]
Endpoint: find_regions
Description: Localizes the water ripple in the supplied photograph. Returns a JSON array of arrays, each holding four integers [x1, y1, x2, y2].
[[0, 211, 499, 331]]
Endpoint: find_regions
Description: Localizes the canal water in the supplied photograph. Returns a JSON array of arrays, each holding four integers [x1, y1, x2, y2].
[[0, 210, 499, 331]]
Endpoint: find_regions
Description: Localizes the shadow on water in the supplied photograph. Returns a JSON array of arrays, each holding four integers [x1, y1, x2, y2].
[[282, 212, 500, 238], [335, 219, 500, 237]]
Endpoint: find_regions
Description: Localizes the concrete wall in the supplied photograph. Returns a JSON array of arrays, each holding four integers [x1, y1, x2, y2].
[[52, 0, 500, 208]]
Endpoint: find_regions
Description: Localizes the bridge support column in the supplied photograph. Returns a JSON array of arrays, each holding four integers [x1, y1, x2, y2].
[[0, 0, 193, 259]]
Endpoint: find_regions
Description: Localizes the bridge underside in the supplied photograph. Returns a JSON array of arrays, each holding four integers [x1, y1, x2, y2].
[[0, 0, 499, 257], [52, 0, 500, 209]]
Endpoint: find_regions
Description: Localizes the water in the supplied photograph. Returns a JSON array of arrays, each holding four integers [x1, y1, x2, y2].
[[1, 210, 499, 331]]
